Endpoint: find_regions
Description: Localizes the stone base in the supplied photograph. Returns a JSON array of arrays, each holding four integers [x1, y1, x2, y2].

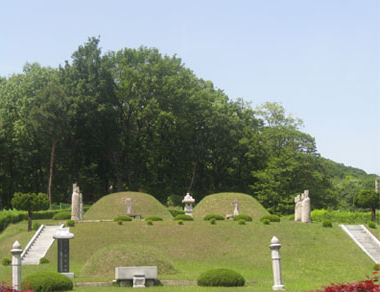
[[61, 272, 74, 279], [272, 284, 285, 290]]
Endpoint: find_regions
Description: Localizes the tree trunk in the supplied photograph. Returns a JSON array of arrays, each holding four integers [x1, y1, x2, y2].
[[28, 210, 32, 232], [372, 208, 376, 222], [48, 138, 57, 210]]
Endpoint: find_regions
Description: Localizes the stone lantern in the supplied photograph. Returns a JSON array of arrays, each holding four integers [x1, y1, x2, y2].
[[269, 236, 285, 290], [10, 241, 22, 291], [53, 228, 74, 278], [182, 193, 195, 217]]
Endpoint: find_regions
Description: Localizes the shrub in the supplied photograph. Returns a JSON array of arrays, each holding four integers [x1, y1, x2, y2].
[[2, 257, 11, 266], [368, 221, 377, 229], [145, 216, 163, 221], [311, 209, 380, 224], [33, 210, 62, 219], [204, 214, 225, 221], [173, 214, 193, 221], [238, 219, 246, 225], [168, 208, 185, 217], [147, 220, 153, 225], [22, 271, 73, 292], [262, 219, 270, 225], [197, 268, 245, 287], [210, 218, 216, 225], [66, 220, 75, 227], [167, 195, 183, 207], [322, 220, 332, 228], [114, 215, 132, 222], [52, 211, 71, 220], [233, 214, 252, 222], [39, 257, 49, 264], [33, 222, 41, 230], [117, 220, 123, 225], [260, 214, 280, 222], [177, 220, 184, 225]]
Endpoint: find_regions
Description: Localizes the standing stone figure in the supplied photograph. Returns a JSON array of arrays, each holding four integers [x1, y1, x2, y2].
[[301, 190, 311, 223], [79, 192, 83, 220], [71, 183, 80, 221], [125, 198, 132, 215], [233, 199, 239, 216], [294, 195, 302, 222], [182, 193, 195, 217]]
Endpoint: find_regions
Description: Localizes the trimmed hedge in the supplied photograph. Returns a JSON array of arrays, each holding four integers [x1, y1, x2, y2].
[[262, 219, 270, 225], [238, 219, 246, 225], [22, 271, 73, 292], [322, 220, 332, 228], [173, 214, 193, 221], [233, 214, 252, 222], [204, 214, 225, 221], [197, 268, 245, 287], [311, 209, 380, 224], [66, 220, 75, 227], [145, 216, 163, 221], [39, 257, 50, 264], [260, 214, 280, 222], [32, 222, 41, 230], [114, 215, 132, 222], [53, 211, 71, 220], [368, 221, 377, 229]]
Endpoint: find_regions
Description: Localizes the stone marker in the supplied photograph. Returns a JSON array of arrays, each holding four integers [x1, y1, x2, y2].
[[269, 236, 285, 290], [53, 228, 74, 278], [71, 183, 80, 221], [294, 195, 301, 222], [301, 190, 311, 223], [11, 241, 22, 291], [233, 199, 240, 216], [126, 198, 132, 216], [182, 193, 195, 217]]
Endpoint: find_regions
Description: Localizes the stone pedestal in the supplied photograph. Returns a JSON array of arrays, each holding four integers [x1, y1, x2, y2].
[[182, 193, 195, 217], [269, 236, 285, 291], [54, 228, 74, 278], [10, 241, 22, 291]]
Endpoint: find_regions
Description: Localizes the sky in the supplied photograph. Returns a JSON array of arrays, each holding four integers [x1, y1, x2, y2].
[[1, 0, 379, 175]]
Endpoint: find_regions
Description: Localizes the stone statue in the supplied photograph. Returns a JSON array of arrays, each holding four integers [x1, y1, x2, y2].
[[294, 195, 302, 222], [182, 193, 195, 217], [125, 198, 132, 215], [301, 190, 311, 223], [71, 183, 80, 221], [79, 192, 83, 220], [233, 199, 239, 216]]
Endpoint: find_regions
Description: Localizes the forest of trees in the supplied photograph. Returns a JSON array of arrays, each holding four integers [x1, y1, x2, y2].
[[0, 37, 378, 214]]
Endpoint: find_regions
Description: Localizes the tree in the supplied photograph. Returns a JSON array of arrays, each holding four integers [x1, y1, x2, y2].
[[11, 192, 49, 231], [353, 190, 379, 222]]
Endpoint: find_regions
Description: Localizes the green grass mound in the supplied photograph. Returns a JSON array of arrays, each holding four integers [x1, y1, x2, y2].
[[80, 243, 176, 278], [22, 271, 73, 292], [197, 268, 245, 287], [193, 193, 268, 219], [84, 192, 172, 220]]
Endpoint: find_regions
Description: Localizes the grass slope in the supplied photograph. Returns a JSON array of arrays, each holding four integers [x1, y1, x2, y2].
[[193, 193, 269, 219], [84, 192, 172, 220]]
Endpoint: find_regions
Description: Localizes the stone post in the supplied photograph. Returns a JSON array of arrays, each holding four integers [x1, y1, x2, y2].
[[126, 198, 132, 215], [54, 228, 74, 278], [233, 199, 239, 216], [301, 190, 311, 223], [294, 195, 301, 221], [10, 241, 22, 291], [79, 192, 83, 220], [71, 183, 80, 221], [269, 236, 285, 290]]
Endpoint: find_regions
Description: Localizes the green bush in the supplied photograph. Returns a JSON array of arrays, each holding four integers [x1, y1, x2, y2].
[[114, 215, 132, 222], [178, 220, 184, 225], [0, 211, 28, 232], [39, 257, 49, 264], [238, 219, 246, 225], [147, 220, 153, 225], [210, 218, 216, 225], [322, 220, 332, 228], [167, 195, 183, 207], [197, 268, 245, 287], [168, 208, 185, 217], [52, 211, 71, 220], [260, 214, 280, 222], [22, 271, 73, 292], [66, 220, 75, 227], [33, 210, 63, 219], [262, 219, 270, 225], [204, 214, 225, 221], [117, 220, 123, 225], [233, 214, 252, 222], [368, 221, 377, 229], [145, 216, 163, 221], [2, 257, 11, 266], [33, 222, 42, 230], [311, 209, 380, 224], [173, 214, 193, 221]]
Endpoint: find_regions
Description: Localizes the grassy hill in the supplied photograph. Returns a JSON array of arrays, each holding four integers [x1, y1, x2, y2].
[[193, 192, 269, 219], [83, 191, 172, 220]]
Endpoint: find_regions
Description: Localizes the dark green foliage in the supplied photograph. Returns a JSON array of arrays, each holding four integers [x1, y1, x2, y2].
[[354, 190, 379, 222], [66, 220, 75, 227], [145, 216, 163, 221], [53, 211, 71, 220], [233, 214, 252, 222], [33, 210, 64, 219], [262, 219, 270, 225], [117, 220, 123, 225], [311, 209, 380, 224], [322, 220, 333, 228], [32, 222, 41, 230], [167, 195, 183, 207], [113, 215, 132, 222], [147, 220, 153, 225], [177, 220, 184, 225], [22, 271, 73, 292], [2, 257, 11, 266], [39, 257, 49, 264], [260, 214, 280, 222], [197, 268, 245, 287], [0, 212, 28, 232], [368, 221, 377, 229], [210, 218, 216, 225], [204, 214, 225, 221], [168, 209, 185, 217], [238, 219, 246, 225], [173, 214, 193, 221]]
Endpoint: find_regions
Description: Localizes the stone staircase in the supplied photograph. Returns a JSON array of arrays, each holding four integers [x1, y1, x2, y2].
[[340, 224, 380, 264], [21, 224, 64, 265]]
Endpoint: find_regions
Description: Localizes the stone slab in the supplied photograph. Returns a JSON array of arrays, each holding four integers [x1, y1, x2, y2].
[[115, 266, 157, 280]]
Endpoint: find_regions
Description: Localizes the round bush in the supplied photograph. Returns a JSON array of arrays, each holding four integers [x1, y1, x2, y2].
[[147, 220, 153, 225], [210, 218, 216, 225], [233, 214, 252, 222], [262, 219, 270, 225], [168, 208, 185, 217], [114, 215, 132, 222], [178, 220, 184, 225], [204, 214, 225, 221], [173, 214, 193, 221], [145, 216, 163, 221], [322, 220, 332, 228], [52, 211, 71, 220], [2, 257, 11, 266], [238, 219, 246, 225], [368, 221, 377, 229], [22, 271, 73, 292], [117, 220, 123, 225], [66, 220, 75, 227], [33, 222, 41, 230], [197, 268, 245, 287], [260, 214, 280, 222], [39, 257, 49, 264]]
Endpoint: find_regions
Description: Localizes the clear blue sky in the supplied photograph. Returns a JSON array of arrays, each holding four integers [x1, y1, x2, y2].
[[1, 0, 379, 174]]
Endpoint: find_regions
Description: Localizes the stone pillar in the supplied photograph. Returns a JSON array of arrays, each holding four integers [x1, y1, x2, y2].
[[10, 241, 22, 291], [294, 195, 301, 221], [71, 183, 80, 221], [269, 236, 285, 291], [125, 198, 132, 215], [79, 192, 83, 221], [233, 199, 239, 216], [182, 193, 195, 217], [54, 228, 74, 278], [301, 190, 311, 223]]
